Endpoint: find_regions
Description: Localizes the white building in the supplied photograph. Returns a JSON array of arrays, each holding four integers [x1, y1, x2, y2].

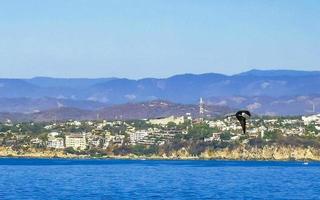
[[47, 137, 64, 149], [65, 134, 87, 150], [88, 136, 104, 148], [129, 130, 149, 144], [48, 132, 60, 138], [30, 138, 43, 145], [302, 114, 320, 125], [204, 132, 221, 142], [209, 120, 226, 129], [149, 116, 185, 125], [67, 121, 82, 126]]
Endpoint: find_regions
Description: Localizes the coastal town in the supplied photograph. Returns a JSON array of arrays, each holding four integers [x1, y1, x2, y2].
[[0, 107, 320, 160]]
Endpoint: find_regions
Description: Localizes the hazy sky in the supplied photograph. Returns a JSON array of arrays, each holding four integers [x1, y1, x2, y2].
[[0, 0, 319, 78]]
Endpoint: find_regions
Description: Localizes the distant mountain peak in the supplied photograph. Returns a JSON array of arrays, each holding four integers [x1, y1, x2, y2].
[[237, 69, 320, 77]]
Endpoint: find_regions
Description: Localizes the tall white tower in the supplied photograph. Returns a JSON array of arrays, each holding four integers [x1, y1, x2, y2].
[[308, 100, 316, 113], [199, 97, 205, 116], [312, 102, 316, 113]]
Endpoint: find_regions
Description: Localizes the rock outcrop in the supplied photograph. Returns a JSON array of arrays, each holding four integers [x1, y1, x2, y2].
[[1, 145, 319, 161], [200, 145, 320, 161]]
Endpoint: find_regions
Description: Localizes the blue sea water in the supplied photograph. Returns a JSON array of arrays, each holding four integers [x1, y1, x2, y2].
[[0, 159, 319, 200]]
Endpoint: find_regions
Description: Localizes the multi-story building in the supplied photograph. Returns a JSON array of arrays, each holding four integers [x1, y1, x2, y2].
[[47, 137, 64, 149], [149, 116, 185, 125], [88, 136, 104, 148], [129, 130, 149, 144], [65, 134, 87, 150]]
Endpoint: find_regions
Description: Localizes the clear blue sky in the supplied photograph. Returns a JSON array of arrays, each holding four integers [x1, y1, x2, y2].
[[0, 0, 319, 78]]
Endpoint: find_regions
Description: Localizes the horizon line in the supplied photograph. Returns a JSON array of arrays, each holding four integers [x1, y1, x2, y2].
[[1, 68, 320, 80]]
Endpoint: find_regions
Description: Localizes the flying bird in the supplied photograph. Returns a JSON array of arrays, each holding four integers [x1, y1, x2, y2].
[[235, 110, 251, 134], [226, 110, 251, 134]]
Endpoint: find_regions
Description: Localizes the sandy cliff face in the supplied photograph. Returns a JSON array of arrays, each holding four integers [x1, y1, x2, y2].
[[1, 145, 319, 160], [0, 147, 79, 158], [200, 146, 320, 161]]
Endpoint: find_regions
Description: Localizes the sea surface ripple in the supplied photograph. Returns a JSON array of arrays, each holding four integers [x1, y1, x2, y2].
[[0, 158, 319, 200]]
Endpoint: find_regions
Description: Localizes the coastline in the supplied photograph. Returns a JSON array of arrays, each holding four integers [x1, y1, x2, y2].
[[0, 155, 315, 163], [0, 145, 319, 161]]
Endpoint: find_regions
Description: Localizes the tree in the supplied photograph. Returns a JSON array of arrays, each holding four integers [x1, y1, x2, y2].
[[305, 124, 319, 137], [220, 132, 231, 141], [64, 147, 77, 154], [167, 122, 177, 129], [185, 123, 213, 140], [129, 120, 152, 129], [129, 145, 159, 156], [263, 130, 279, 140]]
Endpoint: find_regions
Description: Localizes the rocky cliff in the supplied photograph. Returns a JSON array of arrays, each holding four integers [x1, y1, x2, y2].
[[1, 145, 320, 161], [162, 145, 320, 161]]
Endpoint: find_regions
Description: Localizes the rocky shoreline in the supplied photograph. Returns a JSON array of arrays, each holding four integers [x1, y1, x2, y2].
[[1, 146, 319, 161]]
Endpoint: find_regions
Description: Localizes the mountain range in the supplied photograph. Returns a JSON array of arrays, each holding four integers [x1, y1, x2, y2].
[[0, 69, 319, 121], [0, 101, 231, 122]]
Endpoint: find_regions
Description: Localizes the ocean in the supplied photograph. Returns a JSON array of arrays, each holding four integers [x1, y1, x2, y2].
[[0, 158, 319, 199]]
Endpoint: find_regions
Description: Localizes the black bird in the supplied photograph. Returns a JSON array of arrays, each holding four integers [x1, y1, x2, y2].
[[226, 110, 251, 134], [235, 110, 251, 134]]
